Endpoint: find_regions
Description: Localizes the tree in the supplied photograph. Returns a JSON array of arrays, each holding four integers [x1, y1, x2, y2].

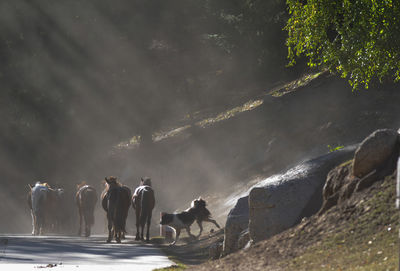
[[286, 0, 400, 89], [203, 0, 292, 82]]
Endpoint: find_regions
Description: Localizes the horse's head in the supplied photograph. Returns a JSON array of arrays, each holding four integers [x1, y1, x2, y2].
[[105, 176, 120, 190], [141, 177, 152, 187]]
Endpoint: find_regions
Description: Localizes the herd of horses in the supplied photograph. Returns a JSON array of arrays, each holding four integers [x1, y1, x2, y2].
[[28, 176, 155, 243], [28, 176, 218, 244]]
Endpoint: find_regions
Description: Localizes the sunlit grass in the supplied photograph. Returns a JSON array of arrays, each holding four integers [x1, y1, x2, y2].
[[114, 99, 263, 150], [195, 99, 263, 128], [152, 263, 186, 271], [280, 175, 399, 271], [269, 72, 323, 97], [153, 255, 187, 271], [114, 72, 325, 150]]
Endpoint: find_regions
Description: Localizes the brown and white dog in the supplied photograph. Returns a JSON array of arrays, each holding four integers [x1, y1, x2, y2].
[[160, 198, 219, 245]]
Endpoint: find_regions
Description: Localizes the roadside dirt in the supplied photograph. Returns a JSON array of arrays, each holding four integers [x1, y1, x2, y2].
[[157, 229, 224, 266]]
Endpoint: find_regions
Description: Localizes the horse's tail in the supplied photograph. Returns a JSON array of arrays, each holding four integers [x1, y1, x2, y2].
[[140, 187, 155, 226], [115, 187, 131, 233]]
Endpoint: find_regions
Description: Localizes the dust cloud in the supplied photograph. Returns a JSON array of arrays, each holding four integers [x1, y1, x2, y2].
[[2, 1, 399, 237], [0, 0, 289, 235]]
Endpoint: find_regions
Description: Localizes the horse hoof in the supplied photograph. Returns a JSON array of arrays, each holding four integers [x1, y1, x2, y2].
[[116, 239, 121, 243], [106, 239, 111, 243]]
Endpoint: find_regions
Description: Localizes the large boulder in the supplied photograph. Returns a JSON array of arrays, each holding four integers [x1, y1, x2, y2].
[[320, 128, 400, 214], [318, 161, 358, 215], [237, 229, 250, 250], [222, 196, 249, 255], [248, 145, 356, 243], [352, 129, 400, 178]]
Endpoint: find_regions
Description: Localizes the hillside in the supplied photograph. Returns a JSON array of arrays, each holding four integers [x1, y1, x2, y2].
[[105, 72, 400, 234], [178, 163, 398, 270]]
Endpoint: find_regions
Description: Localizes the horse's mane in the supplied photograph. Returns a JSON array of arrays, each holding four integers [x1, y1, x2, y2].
[[103, 176, 122, 192], [37, 182, 50, 188], [77, 181, 87, 190]]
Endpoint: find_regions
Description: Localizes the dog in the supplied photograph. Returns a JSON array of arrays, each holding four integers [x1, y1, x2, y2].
[[191, 198, 220, 237], [160, 197, 219, 245]]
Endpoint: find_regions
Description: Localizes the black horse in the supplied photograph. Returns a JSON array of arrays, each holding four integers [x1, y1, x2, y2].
[[132, 177, 155, 242], [101, 177, 131, 243]]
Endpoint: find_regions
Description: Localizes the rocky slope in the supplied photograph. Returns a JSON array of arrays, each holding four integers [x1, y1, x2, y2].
[[189, 162, 398, 270]]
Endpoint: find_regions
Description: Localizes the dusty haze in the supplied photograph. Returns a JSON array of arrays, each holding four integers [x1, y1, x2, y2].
[[1, 1, 399, 237]]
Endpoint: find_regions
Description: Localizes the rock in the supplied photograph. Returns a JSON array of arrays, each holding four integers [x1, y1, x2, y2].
[[319, 161, 358, 214], [320, 128, 400, 214], [248, 145, 356, 243], [352, 129, 399, 178], [222, 196, 249, 255], [237, 229, 250, 250], [209, 242, 223, 260]]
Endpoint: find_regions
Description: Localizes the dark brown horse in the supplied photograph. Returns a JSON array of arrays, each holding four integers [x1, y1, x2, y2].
[[132, 177, 155, 241], [101, 177, 131, 243], [76, 182, 98, 237]]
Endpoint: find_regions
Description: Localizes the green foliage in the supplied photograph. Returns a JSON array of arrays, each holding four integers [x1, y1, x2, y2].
[[327, 144, 344, 152], [286, 0, 400, 89]]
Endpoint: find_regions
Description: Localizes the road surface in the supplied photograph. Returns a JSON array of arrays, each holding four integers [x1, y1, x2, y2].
[[0, 235, 173, 270]]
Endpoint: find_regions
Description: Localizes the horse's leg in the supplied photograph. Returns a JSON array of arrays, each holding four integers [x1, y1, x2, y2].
[[140, 222, 145, 241], [196, 220, 203, 238], [85, 224, 91, 237], [38, 214, 44, 236], [35, 216, 40, 236], [31, 210, 36, 235], [78, 207, 83, 236], [116, 230, 121, 243], [135, 210, 140, 241], [106, 216, 113, 243], [145, 213, 152, 242], [84, 213, 90, 237]]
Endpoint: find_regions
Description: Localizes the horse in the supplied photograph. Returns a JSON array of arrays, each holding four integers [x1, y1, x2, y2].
[[191, 197, 220, 237], [132, 177, 155, 242], [76, 182, 98, 237], [101, 176, 131, 243], [46, 187, 66, 233], [28, 182, 51, 235]]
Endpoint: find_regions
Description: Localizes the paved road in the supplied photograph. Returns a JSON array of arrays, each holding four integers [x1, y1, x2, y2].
[[0, 235, 173, 270]]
